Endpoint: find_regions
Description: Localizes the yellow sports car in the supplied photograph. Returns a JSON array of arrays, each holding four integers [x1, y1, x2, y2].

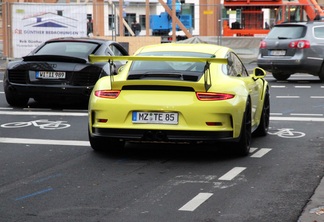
[[88, 43, 270, 156]]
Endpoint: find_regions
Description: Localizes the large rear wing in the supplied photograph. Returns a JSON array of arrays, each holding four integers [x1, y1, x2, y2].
[[89, 55, 228, 64], [89, 55, 228, 92]]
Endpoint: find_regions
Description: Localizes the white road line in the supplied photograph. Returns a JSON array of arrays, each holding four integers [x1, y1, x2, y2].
[[0, 137, 90, 146], [250, 148, 272, 158], [249, 147, 258, 153], [270, 116, 324, 122], [178, 193, 213, 212], [310, 96, 324, 99], [218, 167, 246, 181], [0, 111, 87, 116], [290, 113, 323, 117], [276, 96, 300, 99], [294, 86, 311, 88], [271, 85, 286, 88], [23, 108, 52, 111], [270, 113, 283, 116]]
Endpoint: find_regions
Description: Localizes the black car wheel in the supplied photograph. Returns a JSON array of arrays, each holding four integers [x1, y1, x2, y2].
[[253, 88, 270, 137], [235, 98, 252, 156], [318, 64, 324, 82], [88, 128, 125, 153], [4, 90, 29, 107], [272, 72, 291, 81]]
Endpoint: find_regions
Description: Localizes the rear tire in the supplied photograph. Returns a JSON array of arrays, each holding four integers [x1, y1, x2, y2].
[[253, 88, 270, 137], [5, 91, 29, 107], [235, 98, 252, 156], [272, 72, 290, 81], [319, 65, 324, 82], [88, 128, 125, 153]]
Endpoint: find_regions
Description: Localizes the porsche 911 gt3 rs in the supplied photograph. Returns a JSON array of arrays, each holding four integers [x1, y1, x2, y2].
[[88, 43, 270, 156]]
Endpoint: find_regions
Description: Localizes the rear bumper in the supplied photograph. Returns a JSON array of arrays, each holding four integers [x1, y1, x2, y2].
[[5, 82, 93, 100], [91, 128, 236, 143], [257, 56, 322, 75]]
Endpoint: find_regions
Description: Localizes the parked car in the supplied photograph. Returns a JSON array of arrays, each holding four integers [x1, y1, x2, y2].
[[3, 37, 129, 107], [88, 43, 270, 156], [257, 21, 324, 81]]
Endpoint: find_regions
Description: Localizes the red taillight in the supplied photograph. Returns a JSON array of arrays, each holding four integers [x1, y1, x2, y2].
[[196, 92, 235, 101], [289, 40, 310, 49], [94, 90, 120, 99], [259, 40, 267, 49]]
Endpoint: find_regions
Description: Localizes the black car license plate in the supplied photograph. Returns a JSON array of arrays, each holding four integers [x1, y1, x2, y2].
[[36, 71, 66, 79]]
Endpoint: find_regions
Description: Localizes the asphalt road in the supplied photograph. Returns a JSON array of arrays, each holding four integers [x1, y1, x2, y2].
[[0, 69, 323, 222]]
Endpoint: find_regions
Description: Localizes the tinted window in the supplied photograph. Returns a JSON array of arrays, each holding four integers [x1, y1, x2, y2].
[[226, 52, 248, 77], [35, 42, 99, 58], [110, 44, 125, 56], [266, 25, 306, 39], [314, 26, 324, 38], [130, 51, 214, 72]]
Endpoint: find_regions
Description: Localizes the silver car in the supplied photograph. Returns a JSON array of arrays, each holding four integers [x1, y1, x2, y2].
[[257, 22, 324, 81]]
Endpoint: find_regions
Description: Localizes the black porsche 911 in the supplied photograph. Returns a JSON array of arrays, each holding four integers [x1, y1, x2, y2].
[[3, 37, 129, 107]]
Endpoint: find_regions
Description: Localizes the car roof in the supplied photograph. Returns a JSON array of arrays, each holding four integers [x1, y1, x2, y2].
[[134, 43, 230, 58], [275, 21, 324, 27]]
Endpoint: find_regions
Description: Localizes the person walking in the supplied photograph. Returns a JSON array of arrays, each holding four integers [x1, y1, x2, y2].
[[131, 20, 141, 36]]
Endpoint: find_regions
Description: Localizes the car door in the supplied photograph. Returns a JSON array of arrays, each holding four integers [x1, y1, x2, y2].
[[227, 52, 261, 122]]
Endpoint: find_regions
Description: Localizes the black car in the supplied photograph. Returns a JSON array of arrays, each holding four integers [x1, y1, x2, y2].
[[3, 37, 129, 107], [257, 21, 324, 81]]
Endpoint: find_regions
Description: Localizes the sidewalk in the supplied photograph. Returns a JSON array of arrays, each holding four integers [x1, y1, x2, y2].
[[0, 58, 7, 70], [298, 177, 324, 222]]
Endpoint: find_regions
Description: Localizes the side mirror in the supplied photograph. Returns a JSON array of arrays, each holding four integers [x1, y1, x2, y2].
[[253, 67, 266, 78], [117, 65, 125, 74]]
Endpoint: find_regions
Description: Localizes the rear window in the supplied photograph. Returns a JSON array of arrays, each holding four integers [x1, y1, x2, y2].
[[130, 51, 214, 73], [35, 41, 99, 58], [266, 25, 306, 39]]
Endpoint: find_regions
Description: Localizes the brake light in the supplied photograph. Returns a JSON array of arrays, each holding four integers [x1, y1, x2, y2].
[[259, 40, 267, 49], [289, 40, 310, 49], [196, 92, 235, 101], [94, 90, 120, 99]]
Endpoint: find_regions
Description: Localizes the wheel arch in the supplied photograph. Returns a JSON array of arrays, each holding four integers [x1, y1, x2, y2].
[[253, 82, 270, 131], [232, 95, 251, 138]]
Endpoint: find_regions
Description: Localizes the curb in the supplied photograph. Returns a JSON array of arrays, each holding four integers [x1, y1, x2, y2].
[[298, 177, 324, 222]]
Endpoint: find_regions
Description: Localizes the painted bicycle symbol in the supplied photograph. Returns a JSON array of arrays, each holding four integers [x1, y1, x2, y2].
[[1, 119, 70, 130], [268, 128, 305, 138]]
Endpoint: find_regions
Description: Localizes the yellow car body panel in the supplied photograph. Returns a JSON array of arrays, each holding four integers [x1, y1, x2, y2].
[[88, 43, 269, 152]]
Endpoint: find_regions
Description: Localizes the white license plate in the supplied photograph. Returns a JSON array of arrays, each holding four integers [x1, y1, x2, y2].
[[132, 112, 179, 124], [270, 50, 286, 56], [36, 71, 66, 79]]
